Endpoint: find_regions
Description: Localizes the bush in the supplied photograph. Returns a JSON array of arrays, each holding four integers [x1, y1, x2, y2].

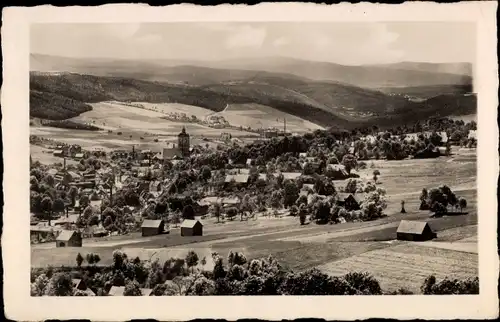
[[421, 275, 479, 294], [343, 272, 382, 295]]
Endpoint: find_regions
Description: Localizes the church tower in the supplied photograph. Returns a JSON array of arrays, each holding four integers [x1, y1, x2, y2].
[[178, 126, 190, 158]]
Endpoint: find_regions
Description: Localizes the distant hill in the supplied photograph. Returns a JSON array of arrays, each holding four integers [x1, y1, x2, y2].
[[196, 56, 473, 88], [377, 84, 474, 100], [370, 62, 473, 77], [31, 54, 473, 89]]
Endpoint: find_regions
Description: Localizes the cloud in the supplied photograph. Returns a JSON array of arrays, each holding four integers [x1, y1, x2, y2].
[[225, 25, 267, 49]]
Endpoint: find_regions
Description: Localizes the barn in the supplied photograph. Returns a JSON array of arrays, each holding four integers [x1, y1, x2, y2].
[[141, 220, 165, 237], [180, 219, 203, 237], [55, 230, 82, 247], [396, 220, 437, 241]]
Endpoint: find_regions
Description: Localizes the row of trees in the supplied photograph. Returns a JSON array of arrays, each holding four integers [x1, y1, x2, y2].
[[30, 250, 479, 296], [419, 186, 468, 214]]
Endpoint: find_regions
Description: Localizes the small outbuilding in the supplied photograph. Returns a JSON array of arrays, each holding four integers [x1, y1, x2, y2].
[[141, 220, 166, 237], [180, 219, 203, 237], [337, 193, 364, 211], [396, 220, 437, 241], [56, 230, 82, 247]]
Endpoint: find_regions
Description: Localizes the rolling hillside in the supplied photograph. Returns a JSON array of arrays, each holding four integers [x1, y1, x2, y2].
[[30, 72, 352, 128]]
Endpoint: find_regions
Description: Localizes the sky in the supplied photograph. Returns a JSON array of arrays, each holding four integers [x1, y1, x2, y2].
[[30, 22, 476, 65]]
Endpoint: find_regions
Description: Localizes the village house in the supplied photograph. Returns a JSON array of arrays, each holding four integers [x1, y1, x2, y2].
[[107, 286, 153, 296], [246, 158, 254, 167], [279, 172, 302, 181], [55, 230, 82, 248], [336, 193, 365, 211], [180, 219, 203, 236], [52, 149, 64, 157], [220, 196, 241, 209], [403, 133, 421, 143], [141, 220, 166, 237], [224, 174, 250, 187], [162, 144, 183, 161], [74, 152, 85, 160], [396, 220, 437, 241], [468, 130, 477, 140]]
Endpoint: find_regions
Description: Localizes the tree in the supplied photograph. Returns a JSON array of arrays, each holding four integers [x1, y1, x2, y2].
[[210, 202, 222, 223], [123, 280, 142, 296], [182, 205, 195, 220], [459, 198, 467, 213], [299, 205, 307, 225], [171, 211, 181, 227], [86, 253, 101, 266], [270, 190, 283, 210], [283, 180, 299, 208], [76, 253, 84, 267], [226, 207, 238, 221], [52, 198, 66, 215], [342, 154, 357, 174], [40, 196, 53, 225], [419, 188, 429, 210], [186, 250, 199, 273], [200, 166, 212, 181], [45, 272, 74, 296]]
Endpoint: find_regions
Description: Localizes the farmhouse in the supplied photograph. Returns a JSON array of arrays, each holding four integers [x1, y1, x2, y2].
[[396, 220, 437, 241], [220, 197, 241, 208], [326, 164, 349, 179], [72, 279, 87, 290], [107, 286, 153, 296], [337, 193, 364, 211], [141, 220, 166, 237], [53, 150, 64, 157], [74, 153, 85, 160], [55, 230, 82, 247], [180, 219, 203, 236]]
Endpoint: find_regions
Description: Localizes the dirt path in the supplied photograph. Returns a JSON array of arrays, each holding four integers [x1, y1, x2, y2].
[[411, 239, 478, 254]]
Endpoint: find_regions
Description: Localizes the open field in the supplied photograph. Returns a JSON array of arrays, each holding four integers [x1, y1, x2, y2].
[[317, 242, 478, 293], [30, 101, 260, 152], [448, 113, 477, 123], [30, 144, 80, 166], [215, 103, 324, 133]]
